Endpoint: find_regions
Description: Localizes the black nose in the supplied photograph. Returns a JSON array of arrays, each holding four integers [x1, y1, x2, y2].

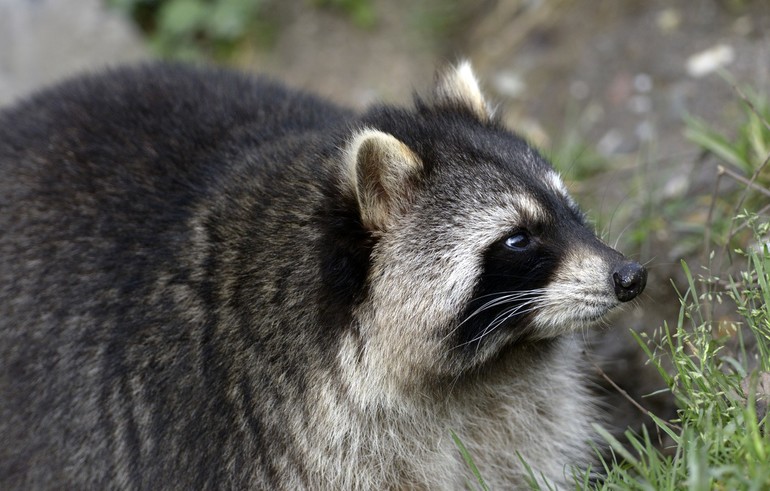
[[612, 261, 647, 302]]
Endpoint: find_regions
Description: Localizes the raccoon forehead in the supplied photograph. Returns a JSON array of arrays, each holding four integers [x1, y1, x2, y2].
[[544, 170, 584, 218], [492, 193, 549, 226], [546, 171, 569, 197]]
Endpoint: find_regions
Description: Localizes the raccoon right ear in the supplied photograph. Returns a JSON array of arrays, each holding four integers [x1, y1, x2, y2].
[[345, 129, 423, 232], [432, 61, 492, 122]]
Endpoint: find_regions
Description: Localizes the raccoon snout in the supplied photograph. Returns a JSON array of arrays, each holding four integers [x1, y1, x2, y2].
[[612, 261, 647, 302]]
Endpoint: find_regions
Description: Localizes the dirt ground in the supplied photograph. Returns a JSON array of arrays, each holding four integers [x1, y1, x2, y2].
[[2, 0, 769, 446]]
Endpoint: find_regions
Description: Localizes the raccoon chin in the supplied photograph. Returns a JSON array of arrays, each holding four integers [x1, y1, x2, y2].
[[528, 297, 621, 339]]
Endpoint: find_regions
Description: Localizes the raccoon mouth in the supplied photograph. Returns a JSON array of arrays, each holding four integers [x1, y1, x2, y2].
[[530, 293, 623, 335], [574, 304, 617, 325], [451, 286, 626, 352]]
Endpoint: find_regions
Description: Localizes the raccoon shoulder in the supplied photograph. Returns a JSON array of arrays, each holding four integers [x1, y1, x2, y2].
[[0, 63, 354, 246]]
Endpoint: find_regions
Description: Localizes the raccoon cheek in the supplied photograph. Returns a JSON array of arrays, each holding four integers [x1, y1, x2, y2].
[[345, 129, 423, 232], [528, 253, 623, 334]]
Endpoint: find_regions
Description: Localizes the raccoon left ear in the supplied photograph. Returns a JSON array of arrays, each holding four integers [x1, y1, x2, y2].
[[346, 129, 423, 232], [432, 60, 492, 122]]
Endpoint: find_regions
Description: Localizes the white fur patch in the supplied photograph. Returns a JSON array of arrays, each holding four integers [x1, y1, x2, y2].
[[434, 61, 491, 121], [546, 170, 582, 216], [512, 194, 547, 223], [546, 171, 569, 197], [531, 250, 618, 337]]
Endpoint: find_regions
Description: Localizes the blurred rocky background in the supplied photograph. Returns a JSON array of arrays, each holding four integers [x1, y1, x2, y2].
[[2, 0, 768, 448]]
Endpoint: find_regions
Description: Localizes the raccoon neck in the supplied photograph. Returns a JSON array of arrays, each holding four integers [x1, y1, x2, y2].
[[338, 325, 575, 407], [312, 333, 592, 488]]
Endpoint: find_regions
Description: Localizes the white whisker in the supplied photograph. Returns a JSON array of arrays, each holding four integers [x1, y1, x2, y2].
[[440, 290, 549, 344], [456, 297, 545, 350]]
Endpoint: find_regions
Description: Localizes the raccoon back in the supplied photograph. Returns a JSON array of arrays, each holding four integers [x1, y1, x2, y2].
[[0, 64, 354, 488]]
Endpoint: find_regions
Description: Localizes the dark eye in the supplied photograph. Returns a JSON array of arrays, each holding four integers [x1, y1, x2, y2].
[[504, 232, 531, 251]]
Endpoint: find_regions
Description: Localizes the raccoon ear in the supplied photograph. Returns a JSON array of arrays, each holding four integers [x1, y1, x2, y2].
[[432, 60, 492, 121], [346, 129, 423, 232]]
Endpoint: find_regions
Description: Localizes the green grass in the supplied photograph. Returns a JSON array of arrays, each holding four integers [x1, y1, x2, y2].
[[580, 82, 770, 490], [451, 430, 490, 491], [684, 89, 770, 186], [313, 0, 377, 28], [588, 241, 770, 490]]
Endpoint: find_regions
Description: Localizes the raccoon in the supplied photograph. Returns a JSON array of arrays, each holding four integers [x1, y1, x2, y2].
[[0, 62, 646, 489]]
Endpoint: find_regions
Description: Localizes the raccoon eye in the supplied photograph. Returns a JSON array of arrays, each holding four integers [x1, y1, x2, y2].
[[504, 232, 531, 251]]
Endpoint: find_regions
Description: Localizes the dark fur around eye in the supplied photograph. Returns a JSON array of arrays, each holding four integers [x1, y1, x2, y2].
[[453, 236, 559, 354]]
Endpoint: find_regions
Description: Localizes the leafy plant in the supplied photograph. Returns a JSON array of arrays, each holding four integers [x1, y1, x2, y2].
[[106, 0, 272, 60], [583, 83, 770, 488], [590, 222, 770, 490], [685, 90, 770, 181], [686, 87, 770, 253], [106, 0, 381, 60], [313, 0, 376, 28]]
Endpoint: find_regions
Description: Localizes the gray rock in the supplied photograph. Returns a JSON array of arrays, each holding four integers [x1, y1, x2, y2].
[[0, 0, 147, 106]]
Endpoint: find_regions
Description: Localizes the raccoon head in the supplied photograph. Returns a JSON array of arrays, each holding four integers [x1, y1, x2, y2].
[[340, 62, 646, 391]]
